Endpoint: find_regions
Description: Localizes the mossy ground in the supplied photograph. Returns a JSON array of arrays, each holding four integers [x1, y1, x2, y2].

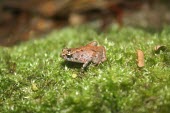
[[0, 26, 170, 113]]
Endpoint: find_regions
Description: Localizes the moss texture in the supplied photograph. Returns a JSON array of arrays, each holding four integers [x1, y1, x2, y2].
[[0, 26, 170, 113]]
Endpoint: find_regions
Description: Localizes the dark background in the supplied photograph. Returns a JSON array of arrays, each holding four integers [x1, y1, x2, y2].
[[0, 0, 170, 46]]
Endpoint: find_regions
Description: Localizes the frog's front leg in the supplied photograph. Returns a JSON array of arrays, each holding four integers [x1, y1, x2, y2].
[[81, 60, 91, 70]]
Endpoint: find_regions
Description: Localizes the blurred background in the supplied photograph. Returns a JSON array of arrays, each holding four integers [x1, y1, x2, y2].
[[0, 0, 170, 46]]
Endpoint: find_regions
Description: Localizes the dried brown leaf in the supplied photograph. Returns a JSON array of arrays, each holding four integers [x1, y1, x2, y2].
[[154, 45, 167, 54], [137, 49, 144, 68]]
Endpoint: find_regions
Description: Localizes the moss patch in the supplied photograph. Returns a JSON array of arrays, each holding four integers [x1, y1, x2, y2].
[[0, 26, 170, 113]]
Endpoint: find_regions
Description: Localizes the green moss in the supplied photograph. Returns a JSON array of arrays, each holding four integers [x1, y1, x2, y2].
[[0, 26, 170, 113]]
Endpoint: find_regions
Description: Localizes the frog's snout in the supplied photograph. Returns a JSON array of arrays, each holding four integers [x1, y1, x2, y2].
[[60, 53, 65, 58]]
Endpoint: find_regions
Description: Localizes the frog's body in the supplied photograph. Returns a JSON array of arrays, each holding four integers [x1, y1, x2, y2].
[[61, 41, 106, 69]]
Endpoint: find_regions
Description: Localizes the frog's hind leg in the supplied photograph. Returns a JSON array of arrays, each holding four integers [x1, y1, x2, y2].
[[86, 41, 98, 46], [92, 53, 102, 65]]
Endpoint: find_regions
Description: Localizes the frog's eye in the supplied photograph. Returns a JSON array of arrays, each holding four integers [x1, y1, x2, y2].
[[66, 54, 72, 58], [66, 49, 71, 55], [67, 49, 71, 52]]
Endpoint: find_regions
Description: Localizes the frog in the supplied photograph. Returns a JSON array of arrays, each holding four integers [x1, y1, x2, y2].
[[60, 41, 107, 70]]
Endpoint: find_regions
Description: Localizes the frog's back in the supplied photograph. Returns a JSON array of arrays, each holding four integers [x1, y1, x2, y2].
[[71, 47, 94, 63]]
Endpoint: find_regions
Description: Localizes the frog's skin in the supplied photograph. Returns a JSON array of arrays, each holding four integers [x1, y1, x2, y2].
[[61, 41, 106, 69]]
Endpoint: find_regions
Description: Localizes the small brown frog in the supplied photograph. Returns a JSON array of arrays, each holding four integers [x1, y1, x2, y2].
[[61, 41, 106, 70]]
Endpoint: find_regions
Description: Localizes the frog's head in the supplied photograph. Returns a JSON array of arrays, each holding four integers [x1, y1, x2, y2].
[[60, 48, 72, 60]]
